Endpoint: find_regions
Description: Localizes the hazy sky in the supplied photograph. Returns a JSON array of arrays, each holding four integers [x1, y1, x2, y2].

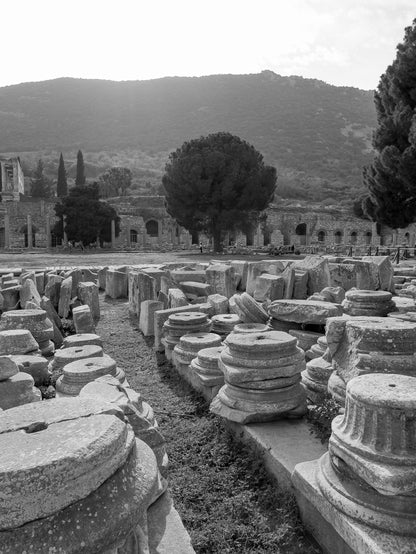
[[3, 0, 415, 90]]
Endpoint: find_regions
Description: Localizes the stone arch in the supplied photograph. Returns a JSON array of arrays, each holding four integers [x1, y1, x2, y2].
[[246, 228, 255, 246], [404, 232, 410, 245], [365, 231, 372, 245], [350, 231, 358, 244], [334, 230, 343, 244], [130, 229, 138, 244], [145, 219, 159, 237], [0, 228, 4, 248], [295, 223, 307, 245], [317, 229, 326, 243]]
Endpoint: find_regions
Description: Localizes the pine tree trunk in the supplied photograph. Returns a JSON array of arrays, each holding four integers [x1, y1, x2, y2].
[[213, 224, 222, 253]]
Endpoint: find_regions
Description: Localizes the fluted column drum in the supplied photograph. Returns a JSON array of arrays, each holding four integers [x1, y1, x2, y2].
[[317, 373, 416, 536]]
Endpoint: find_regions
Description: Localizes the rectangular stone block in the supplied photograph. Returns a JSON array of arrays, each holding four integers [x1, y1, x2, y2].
[[329, 263, 357, 291], [78, 281, 100, 321], [292, 256, 331, 295], [139, 300, 164, 336], [105, 270, 128, 299], [205, 264, 236, 298], [168, 288, 189, 309], [170, 269, 207, 284], [254, 274, 285, 302], [207, 294, 229, 315], [72, 305, 95, 334], [179, 281, 212, 297], [293, 270, 308, 300], [362, 256, 394, 292], [58, 276, 72, 318], [230, 261, 248, 291]]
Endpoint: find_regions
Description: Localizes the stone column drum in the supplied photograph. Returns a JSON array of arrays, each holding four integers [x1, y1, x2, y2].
[[0, 309, 55, 357], [55, 355, 126, 397], [342, 289, 396, 316], [229, 292, 269, 324], [0, 397, 163, 553], [211, 313, 241, 339], [173, 332, 222, 372], [210, 331, 307, 423], [317, 373, 416, 536], [161, 312, 211, 361]]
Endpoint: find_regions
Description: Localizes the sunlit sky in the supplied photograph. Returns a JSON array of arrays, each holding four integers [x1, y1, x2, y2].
[[3, 0, 415, 90]]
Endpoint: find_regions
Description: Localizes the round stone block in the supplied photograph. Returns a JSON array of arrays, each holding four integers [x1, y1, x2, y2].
[[0, 309, 54, 344], [173, 332, 222, 367], [56, 354, 123, 397], [62, 333, 103, 348], [0, 398, 134, 529], [50, 344, 103, 371], [232, 322, 271, 334]]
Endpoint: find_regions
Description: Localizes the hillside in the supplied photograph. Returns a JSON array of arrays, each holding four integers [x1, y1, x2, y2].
[[0, 71, 377, 203]]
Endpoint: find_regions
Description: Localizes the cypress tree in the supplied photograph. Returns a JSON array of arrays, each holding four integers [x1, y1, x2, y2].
[[75, 149, 86, 186], [363, 19, 416, 228], [57, 153, 68, 197]]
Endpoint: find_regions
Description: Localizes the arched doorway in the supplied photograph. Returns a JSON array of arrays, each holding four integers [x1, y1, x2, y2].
[[350, 231, 358, 244], [130, 229, 138, 244], [295, 223, 307, 245], [0, 228, 5, 248], [145, 220, 159, 237], [317, 230, 326, 243], [51, 232, 62, 247], [365, 231, 372, 245], [20, 224, 37, 247], [404, 232, 410, 245], [334, 230, 343, 244], [246, 229, 255, 246]]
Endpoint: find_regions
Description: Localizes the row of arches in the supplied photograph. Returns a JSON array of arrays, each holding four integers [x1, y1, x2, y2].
[[295, 224, 373, 245]]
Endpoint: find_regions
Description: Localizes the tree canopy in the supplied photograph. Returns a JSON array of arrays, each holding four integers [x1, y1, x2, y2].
[[53, 182, 120, 246], [57, 153, 68, 197], [363, 18, 416, 228], [98, 167, 132, 197], [162, 132, 277, 251], [75, 149, 86, 186], [31, 159, 53, 198]]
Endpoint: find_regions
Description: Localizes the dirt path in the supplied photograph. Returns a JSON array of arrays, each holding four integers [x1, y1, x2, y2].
[[96, 295, 319, 554]]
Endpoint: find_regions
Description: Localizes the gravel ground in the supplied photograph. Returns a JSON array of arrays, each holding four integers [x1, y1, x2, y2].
[[96, 294, 320, 554]]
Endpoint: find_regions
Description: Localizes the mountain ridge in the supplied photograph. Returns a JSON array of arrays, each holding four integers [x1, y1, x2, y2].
[[0, 71, 377, 204]]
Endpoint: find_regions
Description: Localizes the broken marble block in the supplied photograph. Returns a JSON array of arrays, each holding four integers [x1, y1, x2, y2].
[[58, 276, 72, 318], [301, 352, 333, 404], [72, 305, 95, 334], [0, 285, 20, 311], [305, 335, 328, 361], [207, 293, 229, 315], [342, 289, 395, 316], [254, 274, 285, 302], [210, 330, 307, 423], [0, 329, 39, 355], [80, 375, 168, 475], [44, 274, 63, 310], [0, 309, 54, 357], [269, 299, 342, 326], [11, 355, 50, 386], [139, 300, 164, 337], [168, 288, 188, 309], [0, 369, 41, 410], [316, 373, 416, 536], [62, 333, 103, 349], [180, 281, 212, 298], [205, 264, 236, 298], [326, 315, 416, 404], [292, 256, 331, 295], [0, 397, 162, 553], [161, 311, 212, 361], [190, 346, 225, 387], [392, 295, 416, 312], [19, 278, 41, 308], [55, 355, 126, 397], [211, 313, 241, 339], [229, 292, 269, 324], [288, 329, 322, 353], [361, 255, 394, 291], [173, 332, 222, 371], [105, 269, 128, 299], [77, 281, 100, 321]]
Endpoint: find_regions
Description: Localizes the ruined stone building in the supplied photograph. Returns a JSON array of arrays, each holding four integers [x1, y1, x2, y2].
[[0, 157, 414, 249]]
